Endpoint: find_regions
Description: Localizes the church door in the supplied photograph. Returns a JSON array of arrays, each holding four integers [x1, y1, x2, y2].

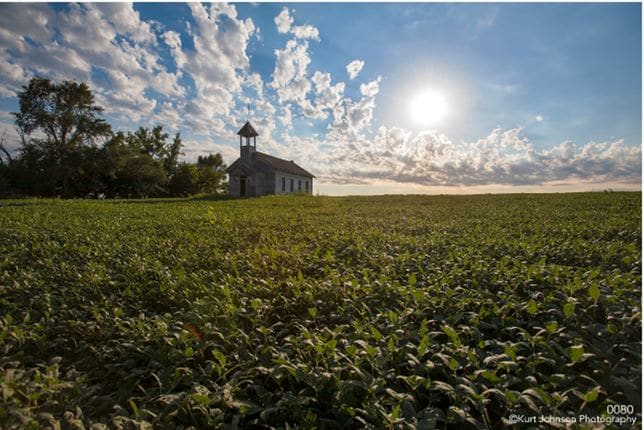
[[239, 175, 247, 196]]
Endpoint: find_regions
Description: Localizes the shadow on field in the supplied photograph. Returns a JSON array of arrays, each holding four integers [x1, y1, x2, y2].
[[101, 194, 235, 205], [191, 194, 235, 202], [0, 202, 43, 208], [0, 194, 236, 207]]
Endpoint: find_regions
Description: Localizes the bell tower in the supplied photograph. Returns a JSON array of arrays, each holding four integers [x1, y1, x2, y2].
[[237, 121, 258, 159]]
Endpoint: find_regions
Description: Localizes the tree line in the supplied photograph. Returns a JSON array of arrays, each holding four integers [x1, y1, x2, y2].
[[0, 77, 227, 198]]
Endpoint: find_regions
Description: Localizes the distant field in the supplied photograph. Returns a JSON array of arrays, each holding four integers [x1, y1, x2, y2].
[[0, 193, 641, 428]]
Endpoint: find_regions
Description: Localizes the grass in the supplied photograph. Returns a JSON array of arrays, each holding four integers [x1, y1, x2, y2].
[[0, 192, 641, 428]]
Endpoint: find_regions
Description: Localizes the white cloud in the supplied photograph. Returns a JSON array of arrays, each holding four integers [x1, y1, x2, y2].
[[151, 70, 185, 98], [0, 2, 190, 126], [153, 101, 183, 130], [275, 7, 294, 34], [360, 76, 381, 97], [57, 4, 115, 54], [182, 138, 239, 163], [163, 31, 187, 68], [0, 85, 17, 98], [311, 71, 345, 115], [329, 96, 376, 138], [274, 7, 320, 41], [187, 2, 255, 95], [271, 39, 312, 105], [0, 121, 21, 154], [0, 56, 26, 83], [162, 3, 256, 134], [315, 126, 642, 186], [0, 4, 54, 45], [95, 3, 156, 45], [27, 42, 92, 81], [278, 105, 293, 127], [291, 24, 320, 41], [245, 73, 264, 98], [535, 115, 544, 122], [324, 75, 381, 139], [346, 59, 364, 80]]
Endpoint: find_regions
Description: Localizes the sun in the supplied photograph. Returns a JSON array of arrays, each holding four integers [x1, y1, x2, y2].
[[409, 90, 448, 126]]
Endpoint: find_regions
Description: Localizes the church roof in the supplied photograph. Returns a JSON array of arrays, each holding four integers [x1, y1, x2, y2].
[[226, 151, 315, 178], [255, 152, 315, 178], [237, 121, 258, 137]]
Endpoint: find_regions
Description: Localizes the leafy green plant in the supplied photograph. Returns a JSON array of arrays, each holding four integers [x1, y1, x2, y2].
[[0, 192, 640, 428]]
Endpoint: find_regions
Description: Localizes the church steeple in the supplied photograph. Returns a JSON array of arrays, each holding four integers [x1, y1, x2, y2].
[[237, 121, 258, 158]]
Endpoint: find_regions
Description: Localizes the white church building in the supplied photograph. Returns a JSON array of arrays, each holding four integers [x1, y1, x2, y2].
[[225, 121, 315, 197]]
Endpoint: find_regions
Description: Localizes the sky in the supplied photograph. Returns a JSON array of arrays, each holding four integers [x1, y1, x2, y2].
[[0, 2, 641, 195]]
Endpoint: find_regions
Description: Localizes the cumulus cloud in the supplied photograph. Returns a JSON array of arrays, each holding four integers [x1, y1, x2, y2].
[[346, 59, 364, 80], [311, 71, 345, 116], [95, 3, 156, 45], [291, 24, 320, 41], [535, 115, 544, 122], [360, 77, 381, 97], [182, 138, 239, 163], [0, 55, 27, 84], [187, 3, 255, 96], [274, 7, 320, 41], [172, 3, 257, 134], [0, 2, 189, 125], [311, 126, 641, 187], [0, 121, 21, 154], [330, 97, 376, 138], [325, 76, 381, 139], [163, 31, 187, 68], [0, 4, 54, 47], [275, 7, 294, 34], [270, 6, 330, 122], [278, 105, 293, 127], [245, 73, 264, 98], [271, 39, 312, 108]]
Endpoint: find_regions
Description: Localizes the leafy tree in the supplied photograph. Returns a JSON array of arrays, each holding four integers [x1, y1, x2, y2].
[[99, 132, 167, 198], [165, 133, 183, 177], [168, 163, 201, 197], [167, 155, 227, 197], [0, 132, 12, 166], [0, 133, 12, 193], [196, 153, 227, 194], [126, 126, 183, 178], [11, 77, 111, 196], [8, 77, 225, 199]]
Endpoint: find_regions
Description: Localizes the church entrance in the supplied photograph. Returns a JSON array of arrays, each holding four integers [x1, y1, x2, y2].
[[239, 175, 247, 196]]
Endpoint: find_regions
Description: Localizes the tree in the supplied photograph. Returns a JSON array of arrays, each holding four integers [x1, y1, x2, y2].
[[196, 153, 227, 194], [12, 77, 112, 196], [13, 77, 111, 147], [126, 126, 183, 178], [0, 132, 12, 166], [165, 133, 183, 177], [0, 132, 12, 193], [168, 163, 201, 197], [98, 131, 167, 198], [9, 77, 223, 199], [167, 155, 227, 197]]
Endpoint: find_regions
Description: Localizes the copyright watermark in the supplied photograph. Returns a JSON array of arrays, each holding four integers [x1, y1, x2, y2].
[[507, 414, 638, 426]]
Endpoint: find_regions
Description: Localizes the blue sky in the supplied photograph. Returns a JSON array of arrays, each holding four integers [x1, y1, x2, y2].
[[0, 2, 640, 194]]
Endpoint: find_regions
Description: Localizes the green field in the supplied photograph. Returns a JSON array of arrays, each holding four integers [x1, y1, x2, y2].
[[0, 193, 641, 429]]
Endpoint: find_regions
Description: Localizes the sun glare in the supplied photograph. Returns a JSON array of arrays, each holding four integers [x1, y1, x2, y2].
[[409, 90, 448, 126]]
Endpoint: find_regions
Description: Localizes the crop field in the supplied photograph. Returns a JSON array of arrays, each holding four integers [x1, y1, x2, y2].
[[0, 192, 641, 429]]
